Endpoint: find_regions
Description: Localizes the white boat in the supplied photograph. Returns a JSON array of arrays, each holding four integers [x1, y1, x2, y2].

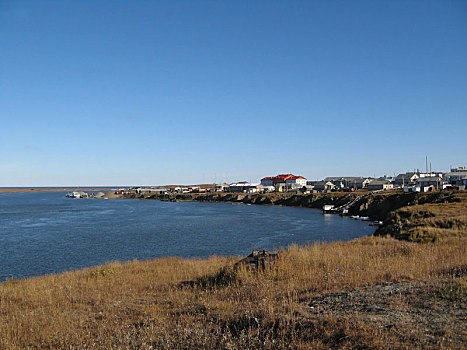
[[65, 191, 82, 198]]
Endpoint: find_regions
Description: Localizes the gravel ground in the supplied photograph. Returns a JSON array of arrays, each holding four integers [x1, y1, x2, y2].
[[300, 277, 467, 348]]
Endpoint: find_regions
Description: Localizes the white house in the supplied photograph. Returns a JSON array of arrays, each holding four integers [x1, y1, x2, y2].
[[285, 176, 307, 188]]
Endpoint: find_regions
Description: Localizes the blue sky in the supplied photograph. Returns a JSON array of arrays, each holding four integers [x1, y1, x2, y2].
[[1, 1, 466, 186]]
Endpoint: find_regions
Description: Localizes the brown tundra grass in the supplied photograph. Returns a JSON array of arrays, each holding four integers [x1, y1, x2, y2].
[[0, 236, 466, 349]]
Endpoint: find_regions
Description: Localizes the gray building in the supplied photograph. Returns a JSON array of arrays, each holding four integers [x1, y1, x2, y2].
[[367, 180, 394, 191], [226, 182, 259, 193], [444, 168, 467, 186], [394, 172, 419, 186], [324, 177, 370, 189], [415, 176, 443, 189], [314, 181, 336, 191]]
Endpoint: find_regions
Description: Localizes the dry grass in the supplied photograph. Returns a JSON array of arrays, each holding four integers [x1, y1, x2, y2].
[[379, 191, 467, 242], [1, 236, 466, 349]]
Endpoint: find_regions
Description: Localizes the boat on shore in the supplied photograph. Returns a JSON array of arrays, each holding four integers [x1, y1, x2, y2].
[[66, 191, 89, 199]]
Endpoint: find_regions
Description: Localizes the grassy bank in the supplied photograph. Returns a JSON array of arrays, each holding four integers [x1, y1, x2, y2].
[[374, 191, 467, 242], [1, 236, 466, 349]]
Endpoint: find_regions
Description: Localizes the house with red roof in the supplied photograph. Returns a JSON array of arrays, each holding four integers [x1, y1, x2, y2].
[[260, 177, 275, 186], [285, 175, 307, 187], [261, 174, 307, 189]]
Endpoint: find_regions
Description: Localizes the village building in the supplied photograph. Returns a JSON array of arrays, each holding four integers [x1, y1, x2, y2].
[[351, 178, 371, 189], [305, 180, 320, 189], [260, 177, 274, 187], [285, 175, 307, 188], [261, 174, 307, 187], [415, 176, 444, 191], [170, 186, 188, 193], [441, 183, 453, 190], [260, 185, 275, 193], [275, 183, 287, 192], [394, 171, 443, 187], [214, 184, 229, 192], [226, 182, 259, 193], [394, 172, 420, 187], [123, 187, 138, 195], [367, 180, 394, 191], [313, 181, 336, 192], [324, 177, 371, 189], [404, 185, 422, 193], [246, 184, 274, 193], [444, 167, 467, 187], [136, 187, 167, 195]]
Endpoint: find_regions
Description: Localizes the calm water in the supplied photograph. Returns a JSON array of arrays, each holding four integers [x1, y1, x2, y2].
[[0, 191, 375, 281]]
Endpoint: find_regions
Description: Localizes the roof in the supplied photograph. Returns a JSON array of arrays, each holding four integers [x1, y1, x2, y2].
[[275, 174, 295, 180], [368, 180, 391, 185], [395, 172, 417, 180], [229, 182, 260, 187], [416, 176, 443, 182], [261, 177, 274, 181], [445, 171, 467, 176], [261, 174, 300, 181], [324, 176, 367, 182], [286, 175, 306, 180], [314, 181, 334, 186]]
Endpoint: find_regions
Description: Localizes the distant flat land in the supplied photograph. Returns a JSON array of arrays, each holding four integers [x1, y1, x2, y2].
[[0, 188, 115, 193]]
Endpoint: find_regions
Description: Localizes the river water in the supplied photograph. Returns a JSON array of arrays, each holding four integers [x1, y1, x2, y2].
[[0, 191, 375, 281]]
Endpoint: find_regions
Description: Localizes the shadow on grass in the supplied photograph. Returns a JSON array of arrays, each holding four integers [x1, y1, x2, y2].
[[438, 264, 467, 278], [179, 267, 239, 290]]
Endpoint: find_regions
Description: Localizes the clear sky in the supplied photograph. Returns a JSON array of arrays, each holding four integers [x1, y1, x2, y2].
[[1, 1, 466, 186]]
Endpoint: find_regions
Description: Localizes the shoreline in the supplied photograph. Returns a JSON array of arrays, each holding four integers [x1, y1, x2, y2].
[[112, 190, 467, 242], [0, 187, 116, 193]]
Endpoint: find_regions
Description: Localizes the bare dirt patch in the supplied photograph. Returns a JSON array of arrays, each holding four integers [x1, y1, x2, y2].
[[302, 277, 467, 348]]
